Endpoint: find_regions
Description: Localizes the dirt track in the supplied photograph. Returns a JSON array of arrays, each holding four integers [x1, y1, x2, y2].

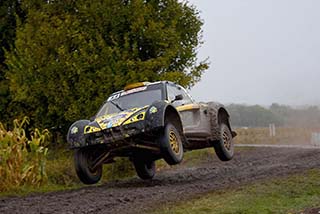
[[1, 147, 320, 214]]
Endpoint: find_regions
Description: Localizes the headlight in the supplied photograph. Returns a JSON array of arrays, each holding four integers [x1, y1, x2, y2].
[[84, 121, 101, 134], [122, 110, 146, 125]]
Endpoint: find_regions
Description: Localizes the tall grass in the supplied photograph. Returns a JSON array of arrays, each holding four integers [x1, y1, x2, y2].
[[0, 117, 49, 191], [235, 127, 320, 145]]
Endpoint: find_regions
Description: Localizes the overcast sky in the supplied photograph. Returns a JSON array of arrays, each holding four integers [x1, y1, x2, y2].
[[187, 0, 320, 106]]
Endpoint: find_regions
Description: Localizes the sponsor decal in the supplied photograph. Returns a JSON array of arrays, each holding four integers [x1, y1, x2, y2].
[[120, 86, 147, 96], [149, 106, 158, 114], [107, 121, 113, 128], [96, 106, 148, 129], [71, 126, 78, 134]]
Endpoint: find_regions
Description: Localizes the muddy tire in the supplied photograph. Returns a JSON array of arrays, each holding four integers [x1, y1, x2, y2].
[[213, 123, 234, 161], [133, 159, 156, 180], [159, 123, 184, 165], [74, 148, 102, 184]]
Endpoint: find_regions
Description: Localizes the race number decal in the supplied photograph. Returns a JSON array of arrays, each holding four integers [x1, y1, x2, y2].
[[107, 86, 147, 101], [107, 93, 120, 101]]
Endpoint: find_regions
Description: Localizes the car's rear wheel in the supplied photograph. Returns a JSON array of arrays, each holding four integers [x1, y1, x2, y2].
[[213, 123, 234, 161], [133, 159, 156, 180], [74, 148, 103, 184], [159, 123, 184, 165]]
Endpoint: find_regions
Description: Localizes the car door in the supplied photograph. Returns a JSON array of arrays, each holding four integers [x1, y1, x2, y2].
[[166, 83, 211, 140]]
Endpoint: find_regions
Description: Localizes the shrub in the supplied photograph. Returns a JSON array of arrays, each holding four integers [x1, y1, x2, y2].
[[0, 117, 49, 191], [46, 149, 81, 186]]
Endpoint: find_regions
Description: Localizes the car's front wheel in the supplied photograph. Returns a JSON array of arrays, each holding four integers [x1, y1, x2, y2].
[[133, 159, 156, 180], [159, 123, 184, 165], [74, 148, 103, 184], [213, 122, 234, 161]]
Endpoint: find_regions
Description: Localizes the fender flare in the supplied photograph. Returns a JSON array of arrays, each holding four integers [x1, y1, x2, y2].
[[145, 101, 183, 133], [206, 102, 236, 141], [67, 119, 90, 148]]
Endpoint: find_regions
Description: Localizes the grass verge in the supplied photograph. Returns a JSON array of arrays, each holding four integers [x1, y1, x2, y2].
[[153, 169, 320, 214], [0, 148, 136, 197]]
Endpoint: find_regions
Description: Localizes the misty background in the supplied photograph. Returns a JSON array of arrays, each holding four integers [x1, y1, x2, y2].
[[188, 0, 320, 106]]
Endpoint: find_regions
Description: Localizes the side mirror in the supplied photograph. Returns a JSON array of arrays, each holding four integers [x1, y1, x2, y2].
[[172, 94, 183, 103]]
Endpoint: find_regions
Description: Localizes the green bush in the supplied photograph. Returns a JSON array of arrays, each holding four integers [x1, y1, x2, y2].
[[0, 117, 49, 191], [46, 150, 81, 186]]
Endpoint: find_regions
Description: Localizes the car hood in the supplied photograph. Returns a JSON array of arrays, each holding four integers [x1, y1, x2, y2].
[[84, 106, 149, 134]]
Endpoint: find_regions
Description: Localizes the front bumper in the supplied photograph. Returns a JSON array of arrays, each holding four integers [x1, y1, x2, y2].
[[70, 121, 155, 149]]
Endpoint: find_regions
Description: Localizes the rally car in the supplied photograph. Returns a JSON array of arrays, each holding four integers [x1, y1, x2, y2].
[[67, 81, 236, 184]]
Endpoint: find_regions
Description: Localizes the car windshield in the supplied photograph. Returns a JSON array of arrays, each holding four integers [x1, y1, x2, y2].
[[96, 88, 162, 117]]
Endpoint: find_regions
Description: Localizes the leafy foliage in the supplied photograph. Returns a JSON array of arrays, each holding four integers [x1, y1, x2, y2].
[[0, 117, 49, 191], [4, 0, 207, 131], [0, 0, 26, 123]]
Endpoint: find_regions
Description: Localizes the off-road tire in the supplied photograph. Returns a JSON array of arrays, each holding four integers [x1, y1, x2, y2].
[[133, 159, 156, 180], [74, 148, 102, 184], [213, 123, 234, 161], [159, 123, 184, 165]]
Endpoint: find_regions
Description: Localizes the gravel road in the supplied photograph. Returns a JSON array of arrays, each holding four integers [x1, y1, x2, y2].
[[1, 147, 319, 214]]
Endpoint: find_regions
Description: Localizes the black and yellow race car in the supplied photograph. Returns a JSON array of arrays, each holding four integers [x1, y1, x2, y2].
[[67, 81, 236, 184]]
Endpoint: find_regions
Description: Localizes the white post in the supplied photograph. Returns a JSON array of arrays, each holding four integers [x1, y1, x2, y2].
[[269, 124, 276, 137], [272, 124, 276, 137], [311, 133, 320, 146]]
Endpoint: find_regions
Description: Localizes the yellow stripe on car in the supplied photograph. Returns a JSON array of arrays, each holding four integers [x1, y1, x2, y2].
[[176, 104, 201, 112]]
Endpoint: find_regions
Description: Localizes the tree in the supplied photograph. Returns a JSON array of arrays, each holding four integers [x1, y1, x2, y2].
[[270, 103, 320, 128], [5, 0, 208, 132], [0, 0, 25, 123], [227, 104, 283, 127]]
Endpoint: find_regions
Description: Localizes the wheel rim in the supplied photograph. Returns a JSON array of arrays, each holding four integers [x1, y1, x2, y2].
[[169, 130, 180, 154], [222, 130, 232, 151]]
